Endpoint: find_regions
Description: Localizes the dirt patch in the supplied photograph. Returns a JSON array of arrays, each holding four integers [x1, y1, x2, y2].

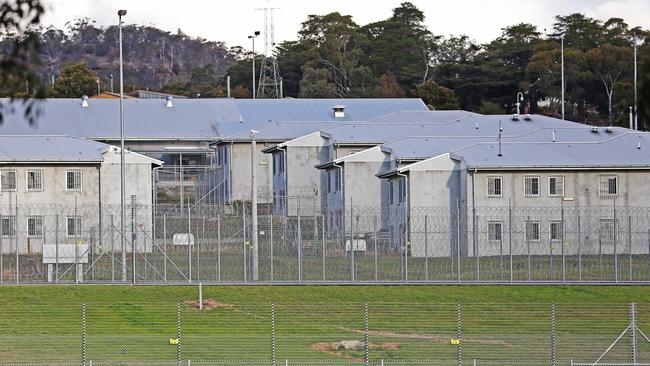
[[182, 299, 234, 310], [310, 341, 400, 362], [344, 328, 512, 347]]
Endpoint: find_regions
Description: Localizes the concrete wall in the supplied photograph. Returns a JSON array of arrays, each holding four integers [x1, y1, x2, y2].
[[224, 142, 274, 204]]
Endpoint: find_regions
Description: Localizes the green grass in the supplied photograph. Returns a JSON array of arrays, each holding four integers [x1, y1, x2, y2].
[[1, 285, 650, 365]]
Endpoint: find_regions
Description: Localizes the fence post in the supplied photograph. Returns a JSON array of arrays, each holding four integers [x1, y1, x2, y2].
[[456, 303, 462, 366], [614, 199, 618, 283], [425, 215, 429, 282], [82, 302, 87, 366], [508, 198, 513, 284], [297, 199, 302, 283], [322, 214, 326, 282], [187, 203, 192, 284], [270, 214, 273, 282], [0, 213, 3, 284], [15, 203, 19, 284], [476, 215, 480, 282], [526, 216, 531, 281], [457, 198, 462, 283], [217, 215, 221, 282], [350, 200, 355, 283], [374, 215, 378, 282], [110, 215, 115, 283], [551, 304, 557, 366], [271, 302, 276, 366], [629, 216, 633, 282], [177, 302, 182, 366], [364, 301, 369, 366], [631, 302, 637, 364], [163, 214, 167, 283], [577, 212, 582, 282]]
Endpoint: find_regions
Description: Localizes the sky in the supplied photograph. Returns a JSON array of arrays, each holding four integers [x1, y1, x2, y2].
[[41, 0, 650, 50]]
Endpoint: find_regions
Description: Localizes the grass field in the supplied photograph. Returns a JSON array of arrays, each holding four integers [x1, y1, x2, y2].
[[0, 285, 649, 365]]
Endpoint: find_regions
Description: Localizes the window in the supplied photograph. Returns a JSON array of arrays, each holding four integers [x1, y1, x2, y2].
[[524, 176, 540, 197], [1, 216, 16, 237], [549, 221, 563, 241], [548, 176, 565, 197], [66, 216, 82, 237], [488, 221, 503, 242], [335, 170, 341, 192], [0, 170, 16, 192], [327, 170, 333, 193], [27, 216, 43, 238], [278, 153, 284, 174], [389, 181, 394, 205], [66, 170, 83, 191], [599, 175, 618, 197], [525, 221, 540, 241], [599, 219, 617, 243], [487, 176, 502, 197], [26, 170, 43, 191], [398, 179, 406, 203]]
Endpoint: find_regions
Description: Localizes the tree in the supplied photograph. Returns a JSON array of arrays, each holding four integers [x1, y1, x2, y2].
[[551, 13, 603, 51], [477, 101, 504, 114], [374, 72, 404, 97], [276, 41, 308, 97], [51, 62, 99, 97], [231, 84, 251, 98], [0, 0, 46, 122], [298, 67, 337, 98], [412, 81, 459, 110], [587, 44, 633, 125]]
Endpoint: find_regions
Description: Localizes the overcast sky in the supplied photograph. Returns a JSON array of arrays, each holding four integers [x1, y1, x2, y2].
[[42, 0, 650, 49]]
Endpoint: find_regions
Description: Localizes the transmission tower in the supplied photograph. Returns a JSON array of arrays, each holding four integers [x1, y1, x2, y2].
[[255, 5, 282, 99]]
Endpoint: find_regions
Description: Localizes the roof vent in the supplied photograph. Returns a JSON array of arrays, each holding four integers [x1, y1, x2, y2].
[[605, 126, 613, 133], [333, 105, 345, 118], [511, 114, 519, 121], [165, 96, 173, 108], [81, 95, 89, 108], [591, 126, 599, 133], [524, 114, 532, 121]]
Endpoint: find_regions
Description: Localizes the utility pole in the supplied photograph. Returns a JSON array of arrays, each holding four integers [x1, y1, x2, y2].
[[250, 130, 259, 281]]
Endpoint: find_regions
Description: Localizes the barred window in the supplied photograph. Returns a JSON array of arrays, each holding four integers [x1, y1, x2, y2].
[[599, 219, 617, 243], [1, 215, 16, 237], [549, 221, 563, 241], [488, 221, 502, 242], [598, 175, 618, 197], [335, 170, 341, 192], [525, 221, 540, 241], [66, 216, 83, 237], [524, 176, 540, 197], [487, 176, 502, 197], [0, 170, 16, 192], [27, 216, 43, 238], [26, 170, 43, 191], [389, 181, 394, 205], [398, 179, 406, 203], [66, 170, 83, 191], [548, 176, 565, 197]]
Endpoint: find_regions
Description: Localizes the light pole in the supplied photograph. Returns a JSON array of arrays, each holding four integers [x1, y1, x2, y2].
[[560, 34, 564, 120], [250, 129, 259, 281], [248, 31, 260, 99], [634, 33, 638, 130], [118, 9, 128, 283], [516, 92, 524, 116]]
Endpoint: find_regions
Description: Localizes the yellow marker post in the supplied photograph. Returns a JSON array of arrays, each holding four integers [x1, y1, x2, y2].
[[450, 338, 460, 345], [169, 338, 179, 345]]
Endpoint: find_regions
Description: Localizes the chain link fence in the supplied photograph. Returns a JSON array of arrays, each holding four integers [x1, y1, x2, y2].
[[1, 199, 650, 284], [0, 301, 649, 365]]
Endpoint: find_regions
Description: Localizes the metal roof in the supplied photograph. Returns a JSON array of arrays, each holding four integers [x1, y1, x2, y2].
[[0, 135, 109, 163], [0, 98, 428, 141]]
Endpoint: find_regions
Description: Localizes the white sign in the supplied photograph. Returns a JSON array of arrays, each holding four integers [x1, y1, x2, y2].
[[43, 244, 89, 264], [173, 233, 195, 246], [345, 239, 367, 252]]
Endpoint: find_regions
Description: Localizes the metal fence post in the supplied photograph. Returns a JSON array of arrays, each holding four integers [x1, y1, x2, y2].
[[110, 215, 115, 283], [456, 303, 462, 366], [163, 214, 167, 283], [374, 215, 378, 282], [364, 301, 369, 366], [508, 198, 513, 284], [187, 203, 192, 284], [272, 302, 276, 366], [350, 201, 355, 283], [457, 199, 462, 283], [217, 215, 221, 282], [577, 212, 582, 282], [56, 213, 59, 283], [0, 213, 3, 284], [614, 199, 619, 283], [631, 302, 637, 364], [551, 304, 557, 366], [322, 214, 326, 282], [177, 302, 182, 366], [629, 216, 633, 282], [561, 200, 566, 284], [297, 199, 302, 283], [270, 214, 274, 282], [82, 302, 87, 366], [15, 203, 19, 284], [425, 215, 429, 281], [476, 215, 480, 282], [526, 216, 531, 281]]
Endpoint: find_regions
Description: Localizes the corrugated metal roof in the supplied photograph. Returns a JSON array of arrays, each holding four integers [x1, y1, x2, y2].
[[0, 135, 108, 162], [0, 98, 428, 140]]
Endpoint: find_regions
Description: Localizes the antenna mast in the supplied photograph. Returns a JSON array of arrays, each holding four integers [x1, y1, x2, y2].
[[255, 3, 282, 99]]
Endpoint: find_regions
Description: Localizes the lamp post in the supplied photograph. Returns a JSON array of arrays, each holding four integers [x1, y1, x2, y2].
[[118, 9, 128, 283], [250, 129, 259, 281], [248, 31, 260, 99], [560, 34, 564, 120]]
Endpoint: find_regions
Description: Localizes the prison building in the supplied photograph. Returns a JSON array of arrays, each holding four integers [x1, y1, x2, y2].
[[0, 135, 161, 255], [377, 131, 650, 259]]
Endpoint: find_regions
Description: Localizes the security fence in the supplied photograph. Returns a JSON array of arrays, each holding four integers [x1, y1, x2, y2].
[[0, 301, 649, 365], [2, 200, 650, 284]]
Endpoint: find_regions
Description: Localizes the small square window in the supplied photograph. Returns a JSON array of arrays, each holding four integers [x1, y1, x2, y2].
[[26, 170, 43, 191], [488, 221, 503, 242], [0, 170, 16, 192], [599, 175, 618, 197], [549, 221, 563, 241], [599, 219, 617, 243], [524, 176, 540, 197], [66, 170, 83, 191], [548, 176, 565, 197], [1, 216, 16, 237], [66, 216, 83, 237], [27, 216, 43, 238], [487, 176, 503, 197], [525, 221, 540, 241]]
